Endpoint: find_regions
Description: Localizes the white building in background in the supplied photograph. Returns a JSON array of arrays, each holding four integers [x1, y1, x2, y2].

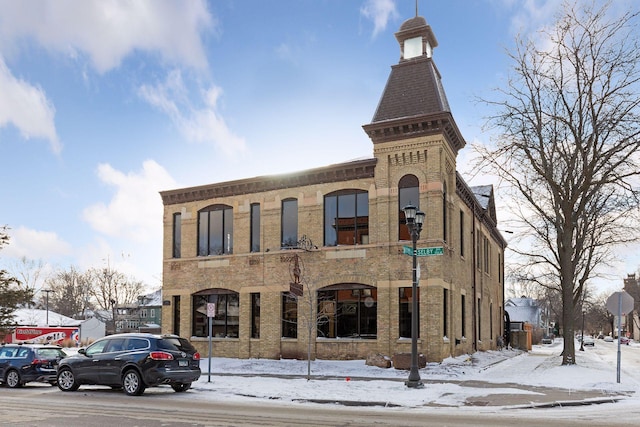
[[505, 297, 542, 327], [11, 308, 105, 344]]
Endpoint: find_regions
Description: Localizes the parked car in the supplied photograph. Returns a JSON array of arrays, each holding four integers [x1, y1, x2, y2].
[[619, 336, 630, 345], [582, 336, 595, 346], [541, 336, 553, 344], [604, 335, 614, 342], [0, 343, 67, 388], [56, 333, 201, 396]]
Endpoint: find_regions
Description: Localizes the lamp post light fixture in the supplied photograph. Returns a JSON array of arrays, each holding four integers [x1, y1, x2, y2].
[[42, 289, 52, 326], [580, 310, 586, 352], [403, 203, 425, 388]]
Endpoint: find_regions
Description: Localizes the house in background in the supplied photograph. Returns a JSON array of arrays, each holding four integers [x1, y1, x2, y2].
[[112, 289, 163, 334], [139, 289, 162, 333], [505, 297, 546, 345]]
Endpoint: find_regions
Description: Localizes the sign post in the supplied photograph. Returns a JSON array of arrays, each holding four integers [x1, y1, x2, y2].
[[206, 303, 216, 383], [606, 291, 634, 383]]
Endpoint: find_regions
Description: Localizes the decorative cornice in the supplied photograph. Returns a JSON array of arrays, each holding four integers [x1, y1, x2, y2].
[[362, 112, 465, 154], [160, 158, 377, 206]]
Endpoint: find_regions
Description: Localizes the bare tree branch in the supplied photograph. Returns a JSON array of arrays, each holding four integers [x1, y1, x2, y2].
[[475, 1, 640, 365]]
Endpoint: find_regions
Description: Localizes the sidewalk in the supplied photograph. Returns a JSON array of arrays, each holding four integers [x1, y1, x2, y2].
[[196, 344, 638, 409], [205, 370, 629, 408]]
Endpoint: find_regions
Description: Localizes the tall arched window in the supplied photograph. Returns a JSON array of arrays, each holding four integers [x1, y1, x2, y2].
[[198, 205, 233, 256], [399, 174, 419, 241], [324, 190, 369, 246], [281, 198, 298, 248]]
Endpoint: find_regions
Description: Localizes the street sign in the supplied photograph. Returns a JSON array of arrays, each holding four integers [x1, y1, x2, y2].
[[605, 290, 635, 384], [606, 291, 634, 315], [402, 246, 444, 257], [206, 303, 216, 318], [290, 282, 303, 297]]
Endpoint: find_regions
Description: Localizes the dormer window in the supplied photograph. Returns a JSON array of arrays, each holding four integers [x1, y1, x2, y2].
[[404, 36, 422, 59]]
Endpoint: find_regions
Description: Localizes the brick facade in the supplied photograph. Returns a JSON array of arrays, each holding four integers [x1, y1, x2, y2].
[[159, 14, 506, 362]]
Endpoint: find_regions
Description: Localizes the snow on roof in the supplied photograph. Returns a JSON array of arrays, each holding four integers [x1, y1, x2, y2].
[[142, 289, 162, 306], [12, 308, 82, 327], [471, 185, 493, 209]]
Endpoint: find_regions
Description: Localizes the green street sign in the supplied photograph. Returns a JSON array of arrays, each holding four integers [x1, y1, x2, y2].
[[402, 246, 444, 256]]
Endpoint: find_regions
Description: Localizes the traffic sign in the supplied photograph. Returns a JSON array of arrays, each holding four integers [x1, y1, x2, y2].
[[402, 246, 444, 256], [606, 291, 634, 315], [206, 303, 216, 318]]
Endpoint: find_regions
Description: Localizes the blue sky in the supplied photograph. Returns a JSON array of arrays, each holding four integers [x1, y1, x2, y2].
[[0, 0, 637, 295]]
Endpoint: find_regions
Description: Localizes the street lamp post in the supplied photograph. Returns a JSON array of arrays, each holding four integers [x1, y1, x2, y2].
[[580, 310, 585, 351], [403, 203, 425, 388], [42, 289, 52, 326]]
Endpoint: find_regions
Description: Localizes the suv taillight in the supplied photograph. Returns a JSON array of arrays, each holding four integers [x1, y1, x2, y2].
[[31, 359, 44, 365], [193, 352, 201, 361], [149, 351, 174, 360]]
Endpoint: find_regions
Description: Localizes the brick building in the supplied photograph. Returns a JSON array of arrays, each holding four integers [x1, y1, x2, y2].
[[160, 14, 507, 362]]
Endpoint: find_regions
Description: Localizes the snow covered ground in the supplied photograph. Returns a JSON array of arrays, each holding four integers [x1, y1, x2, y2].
[[181, 338, 640, 415]]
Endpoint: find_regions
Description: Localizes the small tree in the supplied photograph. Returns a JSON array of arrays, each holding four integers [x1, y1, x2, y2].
[[0, 226, 34, 334]]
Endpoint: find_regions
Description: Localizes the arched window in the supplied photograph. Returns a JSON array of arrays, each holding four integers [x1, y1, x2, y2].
[[192, 289, 239, 338], [317, 284, 377, 339], [198, 205, 233, 256], [281, 198, 298, 248], [399, 175, 419, 241], [324, 190, 369, 246]]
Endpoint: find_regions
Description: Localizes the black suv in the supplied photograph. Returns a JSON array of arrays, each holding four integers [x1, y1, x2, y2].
[[0, 343, 68, 388], [56, 333, 201, 396]]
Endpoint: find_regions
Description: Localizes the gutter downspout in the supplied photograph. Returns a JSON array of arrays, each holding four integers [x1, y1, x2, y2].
[[472, 206, 477, 352]]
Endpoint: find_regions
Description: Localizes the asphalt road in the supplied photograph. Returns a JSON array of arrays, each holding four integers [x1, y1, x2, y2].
[[0, 383, 631, 427]]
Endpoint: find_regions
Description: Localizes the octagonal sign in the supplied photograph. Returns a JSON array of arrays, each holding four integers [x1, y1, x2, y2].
[[606, 291, 635, 315]]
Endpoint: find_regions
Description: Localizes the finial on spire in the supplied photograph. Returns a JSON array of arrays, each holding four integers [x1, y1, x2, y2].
[[415, 0, 418, 17]]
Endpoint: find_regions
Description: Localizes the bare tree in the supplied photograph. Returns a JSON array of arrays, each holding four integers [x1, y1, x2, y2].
[[87, 265, 146, 333], [476, 1, 640, 364], [11, 257, 48, 294], [45, 266, 93, 319]]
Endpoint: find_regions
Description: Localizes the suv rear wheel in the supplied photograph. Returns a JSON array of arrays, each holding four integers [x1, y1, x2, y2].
[[123, 369, 145, 396], [5, 370, 21, 388], [57, 368, 79, 391]]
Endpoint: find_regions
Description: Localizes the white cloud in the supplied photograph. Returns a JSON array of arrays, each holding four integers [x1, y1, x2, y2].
[[360, 0, 399, 38], [82, 160, 176, 242], [1, 226, 71, 260], [138, 70, 246, 155], [502, 0, 562, 37], [0, 56, 60, 153], [0, 0, 214, 73]]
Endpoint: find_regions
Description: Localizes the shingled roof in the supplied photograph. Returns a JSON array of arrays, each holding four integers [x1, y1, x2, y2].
[[370, 57, 450, 122], [362, 14, 465, 154]]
